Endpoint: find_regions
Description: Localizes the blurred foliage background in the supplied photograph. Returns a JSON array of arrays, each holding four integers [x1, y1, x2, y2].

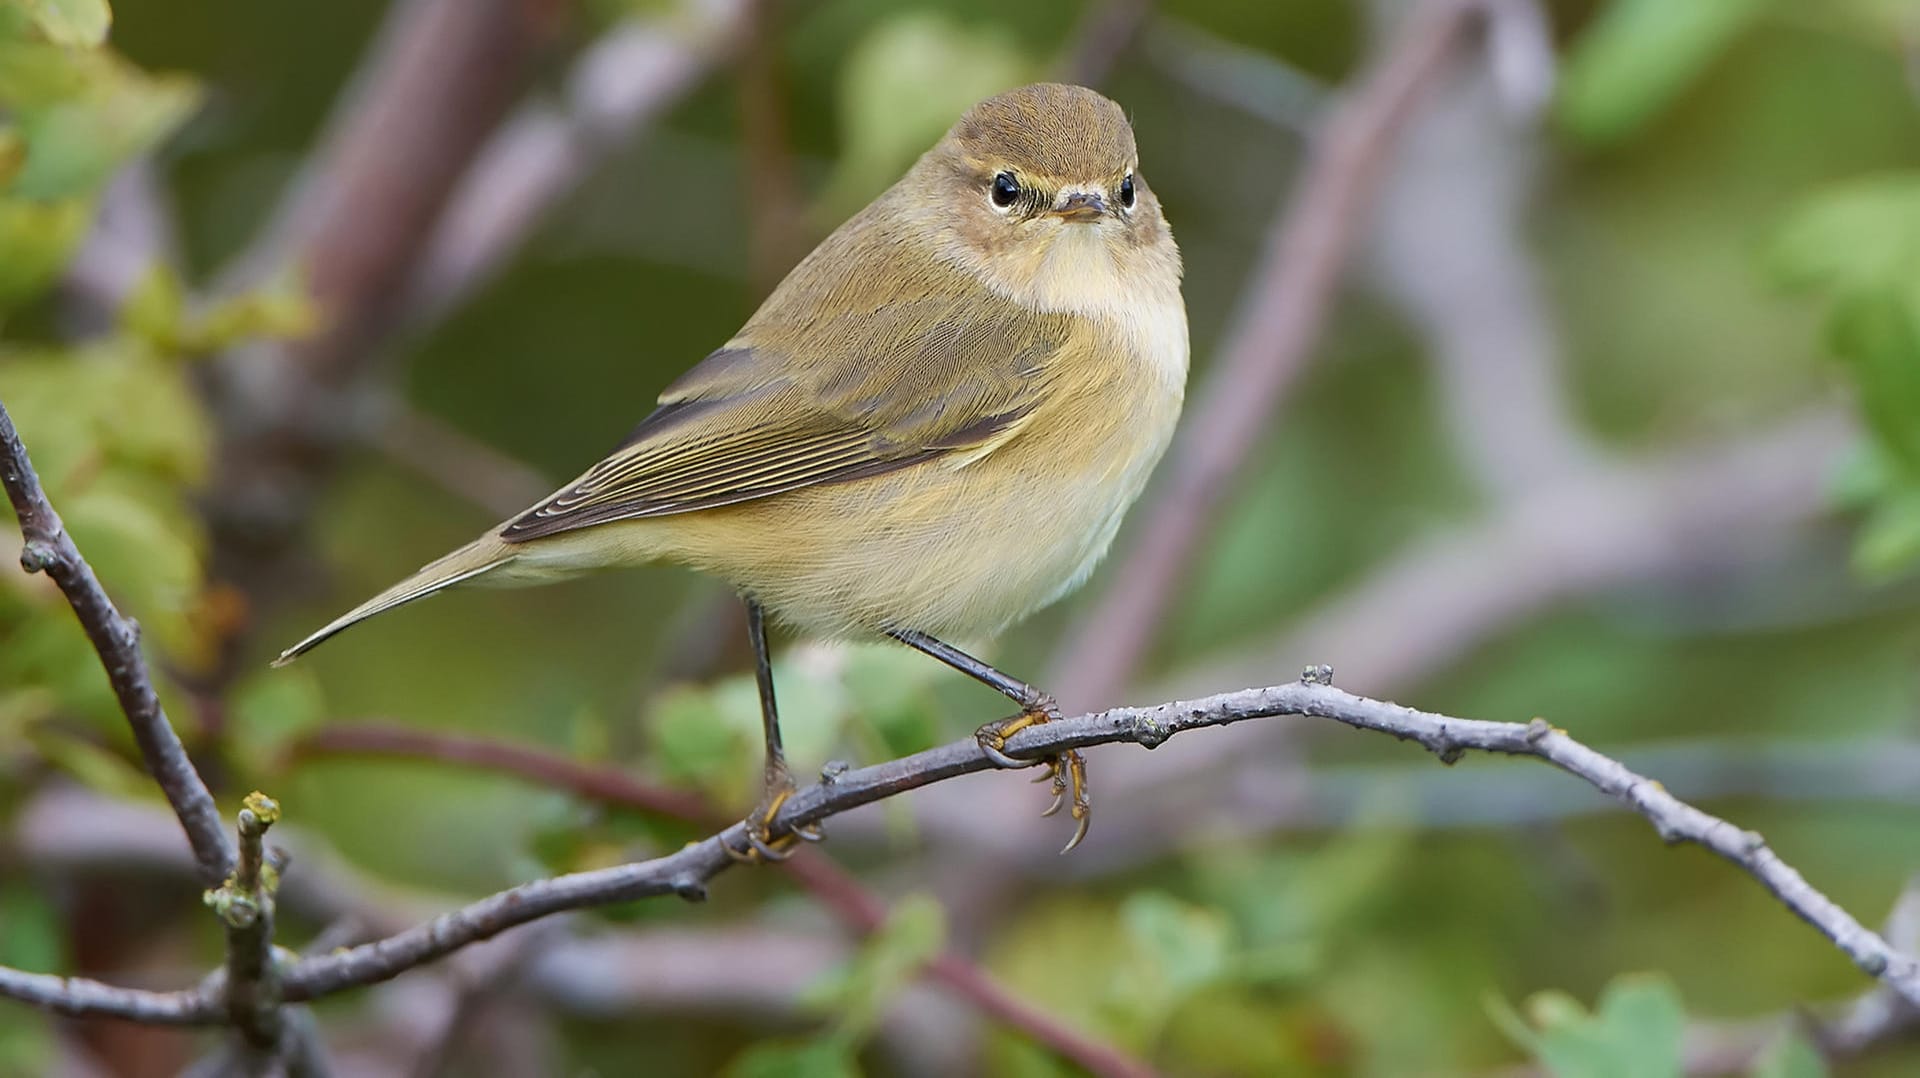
[[5, 0, 1920, 1074]]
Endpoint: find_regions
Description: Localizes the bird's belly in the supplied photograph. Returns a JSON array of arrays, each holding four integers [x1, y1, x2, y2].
[[595, 387, 1179, 640]]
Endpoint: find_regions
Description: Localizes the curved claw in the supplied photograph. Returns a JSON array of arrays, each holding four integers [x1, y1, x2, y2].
[[790, 819, 826, 843], [975, 734, 1027, 769], [746, 829, 794, 862], [1041, 788, 1065, 818], [722, 834, 759, 864], [1060, 810, 1090, 854]]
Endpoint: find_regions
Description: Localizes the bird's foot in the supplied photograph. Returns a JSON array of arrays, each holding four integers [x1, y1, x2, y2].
[[722, 763, 825, 864], [975, 702, 1091, 854]]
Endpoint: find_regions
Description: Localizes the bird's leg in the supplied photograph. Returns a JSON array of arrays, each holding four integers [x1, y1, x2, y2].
[[724, 598, 824, 864], [887, 630, 1090, 853]]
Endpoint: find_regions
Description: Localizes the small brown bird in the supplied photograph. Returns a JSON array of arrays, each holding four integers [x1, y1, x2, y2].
[[278, 83, 1187, 855]]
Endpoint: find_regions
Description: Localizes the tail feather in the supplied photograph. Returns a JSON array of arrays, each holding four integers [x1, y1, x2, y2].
[[274, 535, 516, 666]]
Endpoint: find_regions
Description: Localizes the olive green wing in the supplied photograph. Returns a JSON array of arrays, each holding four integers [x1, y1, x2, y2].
[[500, 276, 1070, 543]]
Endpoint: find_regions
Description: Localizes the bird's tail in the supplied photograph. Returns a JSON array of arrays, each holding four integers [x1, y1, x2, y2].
[[273, 533, 518, 666]]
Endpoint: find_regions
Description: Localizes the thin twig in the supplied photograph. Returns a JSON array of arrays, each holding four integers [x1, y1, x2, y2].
[[0, 401, 234, 885], [273, 681, 1920, 1009], [207, 793, 286, 1050], [296, 726, 1154, 1078], [1049, 0, 1484, 709], [11, 681, 1920, 1024]]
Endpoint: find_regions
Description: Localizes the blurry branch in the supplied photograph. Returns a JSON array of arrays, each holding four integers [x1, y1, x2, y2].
[[219, 0, 555, 361], [0, 402, 234, 885], [297, 725, 712, 820], [1140, 18, 1327, 132], [1366, 1, 1595, 496], [363, 399, 553, 520], [206, 0, 558, 603], [296, 724, 1156, 1078], [407, 0, 753, 322], [1050, 0, 1488, 709], [1061, 0, 1157, 87], [59, 160, 179, 334], [1199, 409, 1848, 694], [737, 0, 808, 296]]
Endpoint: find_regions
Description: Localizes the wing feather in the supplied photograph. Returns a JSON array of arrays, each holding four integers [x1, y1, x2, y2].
[[501, 230, 1072, 543]]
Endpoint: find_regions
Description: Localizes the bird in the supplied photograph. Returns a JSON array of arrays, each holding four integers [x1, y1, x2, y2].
[[276, 82, 1188, 856]]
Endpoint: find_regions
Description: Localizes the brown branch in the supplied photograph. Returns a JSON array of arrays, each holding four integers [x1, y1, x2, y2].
[[1061, 0, 1157, 86], [205, 0, 559, 607], [296, 725, 712, 822], [0, 400, 234, 885], [1049, 0, 1485, 709], [406, 0, 753, 322], [295, 725, 1154, 1078]]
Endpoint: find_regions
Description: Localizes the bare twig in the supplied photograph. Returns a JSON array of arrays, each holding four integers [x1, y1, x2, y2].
[[406, 0, 753, 322], [295, 725, 1154, 1078], [274, 682, 1920, 1010], [0, 401, 234, 885], [205, 793, 288, 1052], [1050, 0, 1486, 709], [12, 681, 1920, 1025]]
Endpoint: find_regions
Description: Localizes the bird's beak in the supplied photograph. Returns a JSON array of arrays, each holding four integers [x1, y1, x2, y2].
[[1051, 191, 1107, 223]]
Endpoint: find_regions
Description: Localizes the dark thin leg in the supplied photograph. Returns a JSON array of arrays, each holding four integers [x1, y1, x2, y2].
[[886, 629, 1089, 853], [725, 598, 821, 863], [887, 630, 1055, 713], [748, 599, 785, 765]]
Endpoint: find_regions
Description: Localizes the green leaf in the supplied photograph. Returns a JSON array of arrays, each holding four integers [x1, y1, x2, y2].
[[10, 68, 199, 198], [649, 682, 756, 804], [0, 883, 63, 973], [227, 665, 327, 777], [28, 727, 152, 800], [120, 262, 186, 347], [1768, 177, 1920, 296], [1120, 892, 1233, 1000], [1498, 973, 1686, 1078], [824, 12, 1035, 213], [725, 1038, 860, 1078], [807, 894, 945, 1043], [10, 0, 110, 47], [0, 195, 88, 305], [1826, 289, 1920, 472], [1852, 485, 1920, 579], [1556, 0, 1770, 146], [1748, 1029, 1827, 1078]]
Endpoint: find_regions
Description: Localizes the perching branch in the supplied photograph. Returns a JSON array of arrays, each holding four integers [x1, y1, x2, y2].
[[15, 674, 1920, 1027], [296, 725, 1156, 1078], [6, 395, 1918, 1055], [0, 401, 234, 885]]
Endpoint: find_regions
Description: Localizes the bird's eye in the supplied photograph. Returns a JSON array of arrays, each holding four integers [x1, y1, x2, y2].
[[990, 171, 1020, 209], [1119, 172, 1136, 209]]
